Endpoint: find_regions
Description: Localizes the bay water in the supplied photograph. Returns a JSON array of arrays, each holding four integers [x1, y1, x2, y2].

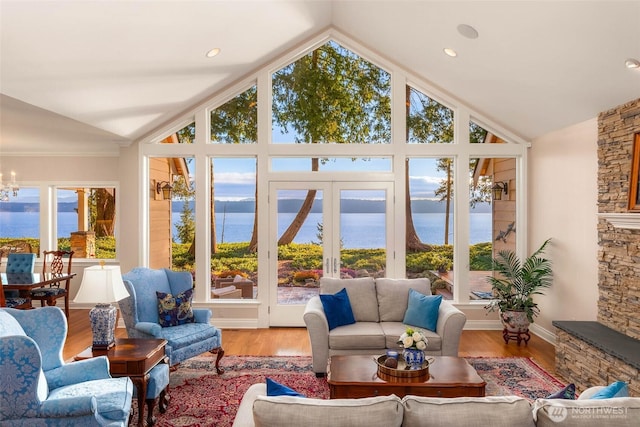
[[0, 211, 491, 247]]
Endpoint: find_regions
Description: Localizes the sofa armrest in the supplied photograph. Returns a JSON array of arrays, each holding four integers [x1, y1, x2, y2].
[[231, 383, 265, 427], [46, 357, 111, 390], [435, 301, 466, 356], [134, 321, 163, 337], [303, 296, 330, 375], [40, 395, 98, 419], [193, 308, 212, 323]]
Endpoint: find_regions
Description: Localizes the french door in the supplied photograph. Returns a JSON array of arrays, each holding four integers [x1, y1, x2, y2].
[[268, 181, 394, 326]]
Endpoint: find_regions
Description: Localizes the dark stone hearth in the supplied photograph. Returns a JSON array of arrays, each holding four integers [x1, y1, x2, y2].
[[553, 321, 640, 370]]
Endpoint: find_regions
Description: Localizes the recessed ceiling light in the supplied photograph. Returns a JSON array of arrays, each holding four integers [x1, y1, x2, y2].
[[206, 48, 221, 58], [443, 48, 457, 58], [457, 24, 479, 39], [625, 58, 640, 69]]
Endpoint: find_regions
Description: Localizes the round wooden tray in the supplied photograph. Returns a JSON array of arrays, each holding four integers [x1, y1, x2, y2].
[[375, 355, 430, 381]]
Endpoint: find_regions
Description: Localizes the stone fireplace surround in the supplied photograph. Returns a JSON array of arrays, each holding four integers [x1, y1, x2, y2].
[[554, 99, 640, 396]]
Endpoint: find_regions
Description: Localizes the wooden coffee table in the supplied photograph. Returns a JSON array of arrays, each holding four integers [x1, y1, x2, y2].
[[327, 355, 486, 399]]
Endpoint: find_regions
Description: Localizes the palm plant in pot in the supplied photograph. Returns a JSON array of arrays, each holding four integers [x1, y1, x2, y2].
[[485, 238, 553, 338]]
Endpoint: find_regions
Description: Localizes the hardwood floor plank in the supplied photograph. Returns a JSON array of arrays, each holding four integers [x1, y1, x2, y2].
[[63, 309, 558, 378]]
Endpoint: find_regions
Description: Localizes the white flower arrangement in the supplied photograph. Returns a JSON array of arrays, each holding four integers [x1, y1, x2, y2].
[[397, 327, 428, 351]]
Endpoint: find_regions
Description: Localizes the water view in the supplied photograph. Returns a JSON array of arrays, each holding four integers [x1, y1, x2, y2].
[[0, 211, 492, 246]]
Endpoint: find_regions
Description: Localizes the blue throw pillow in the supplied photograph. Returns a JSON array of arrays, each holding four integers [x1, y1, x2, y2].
[[319, 288, 356, 331], [156, 288, 195, 327], [403, 289, 442, 332], [589, 381, 629, 399], [266, 378, 305, 397], [546, 383, 576, 399]]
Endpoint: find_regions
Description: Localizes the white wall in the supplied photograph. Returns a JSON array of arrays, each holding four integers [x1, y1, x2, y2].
[[529, 118, 599, 340]]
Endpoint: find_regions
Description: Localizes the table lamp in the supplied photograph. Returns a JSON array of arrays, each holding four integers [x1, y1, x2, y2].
[[74, 262, 129, 350]]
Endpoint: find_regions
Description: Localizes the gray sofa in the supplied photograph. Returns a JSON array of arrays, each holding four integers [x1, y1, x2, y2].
[[232, 383, 640, 427], [303, 277, 466, 375]]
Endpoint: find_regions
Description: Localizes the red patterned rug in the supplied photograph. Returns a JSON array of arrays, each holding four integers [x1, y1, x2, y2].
[[137, 354, 565, 427]]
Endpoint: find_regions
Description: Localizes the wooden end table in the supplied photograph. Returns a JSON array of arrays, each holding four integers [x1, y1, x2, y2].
[[327, 355, 486, 399], [75, 338, 168, 427]]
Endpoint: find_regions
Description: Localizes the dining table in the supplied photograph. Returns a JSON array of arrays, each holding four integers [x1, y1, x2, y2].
[[1, 272, 77, 308]]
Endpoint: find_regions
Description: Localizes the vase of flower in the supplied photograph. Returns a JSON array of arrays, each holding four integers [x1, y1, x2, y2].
[[402, 348, 425, 370], [397, 327, 428, 370]]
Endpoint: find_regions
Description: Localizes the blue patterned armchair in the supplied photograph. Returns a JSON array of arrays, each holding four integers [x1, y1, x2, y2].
[[120, 267, 224, 373], [0, 306, 133, 426]]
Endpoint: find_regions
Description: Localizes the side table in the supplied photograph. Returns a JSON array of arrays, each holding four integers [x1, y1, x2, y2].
[[75, 338, 168, 427]]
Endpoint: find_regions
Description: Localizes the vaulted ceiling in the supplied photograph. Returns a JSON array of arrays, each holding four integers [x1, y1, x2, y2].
[[1, 1, 639, 153]]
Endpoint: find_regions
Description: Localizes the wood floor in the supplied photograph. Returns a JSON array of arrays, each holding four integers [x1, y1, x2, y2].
[[63, 309, 558, 378]]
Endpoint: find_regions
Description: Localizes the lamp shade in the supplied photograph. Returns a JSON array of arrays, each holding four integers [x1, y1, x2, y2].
[[74, 265, 129, 304]]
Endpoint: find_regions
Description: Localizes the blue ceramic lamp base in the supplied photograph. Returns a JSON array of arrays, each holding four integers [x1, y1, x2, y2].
[[89, 303, 117, 350]]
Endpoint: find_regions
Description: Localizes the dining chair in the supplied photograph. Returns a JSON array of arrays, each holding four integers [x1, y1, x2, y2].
[[3, 253, 36, 309], [30, 250, 74, 320]]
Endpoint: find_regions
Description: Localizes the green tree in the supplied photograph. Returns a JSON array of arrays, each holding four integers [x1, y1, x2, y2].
[[406, 86, 454, 250], [173, 177, 195, 244], [272, 41, 391, 245], [89, 188, 115, 237], [210, 86, 258, 252], [469, 122, 493, 207]]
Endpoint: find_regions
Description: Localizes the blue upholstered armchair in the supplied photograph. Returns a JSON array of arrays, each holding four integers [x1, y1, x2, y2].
[[0, 306, 133, 426], [120, 267, 224, 373]]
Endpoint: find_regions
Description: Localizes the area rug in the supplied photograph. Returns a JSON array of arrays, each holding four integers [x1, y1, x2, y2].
[[137, 354, 565, 427]]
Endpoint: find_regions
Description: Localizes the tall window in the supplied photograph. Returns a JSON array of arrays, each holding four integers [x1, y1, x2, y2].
[[406, 158, 455, 299], [272, 40, 391, 145], [210, 157, 258, 299], [56, 187, 116, 259], [0, 186, 41, 256], [142, 35, 527, 315]]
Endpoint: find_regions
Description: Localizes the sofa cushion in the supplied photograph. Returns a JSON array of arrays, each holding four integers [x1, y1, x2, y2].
[[402, 395, 535, 427], [252, 393, 403, 427], [376, 278, 431, 322], [320, 277, 379, 322], [319, 288, 356, 330], [380, 322, 442, 352], [403, 289, 442, 332], [532, 397, 640, 427], [329, 322, 386, 350]]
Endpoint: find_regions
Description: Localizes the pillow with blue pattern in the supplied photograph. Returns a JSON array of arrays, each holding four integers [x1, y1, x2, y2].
[[156, 288, 195, 327]]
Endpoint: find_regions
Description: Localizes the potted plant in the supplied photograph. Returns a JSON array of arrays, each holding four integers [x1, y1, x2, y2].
[[485, 238, 553, 335]]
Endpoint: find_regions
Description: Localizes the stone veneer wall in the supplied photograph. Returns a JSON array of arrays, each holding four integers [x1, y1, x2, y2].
[[555, 98, 640, 395], [555, 330, 639, 396], [597, 98, 640, 338]]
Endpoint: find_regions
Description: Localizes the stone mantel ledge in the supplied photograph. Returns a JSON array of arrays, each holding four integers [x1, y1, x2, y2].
[[598, 213, 640, 229]]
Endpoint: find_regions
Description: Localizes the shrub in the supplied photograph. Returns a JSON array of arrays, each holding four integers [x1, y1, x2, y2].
[[218, 269, 248, 278], [293, 270, 319, 282]]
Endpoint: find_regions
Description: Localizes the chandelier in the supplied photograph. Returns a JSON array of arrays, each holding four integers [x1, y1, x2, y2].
[[0, 172, 19, 201]]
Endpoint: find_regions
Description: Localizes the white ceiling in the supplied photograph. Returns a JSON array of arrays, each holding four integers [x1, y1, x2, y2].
[[1, 0, 639, 153]]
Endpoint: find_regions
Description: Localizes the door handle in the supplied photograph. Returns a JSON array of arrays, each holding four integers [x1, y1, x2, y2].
[[325, 258, 330, 274], [333, 257, 338, 274]]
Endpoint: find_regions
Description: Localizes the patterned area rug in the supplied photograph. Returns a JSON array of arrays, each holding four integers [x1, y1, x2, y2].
[[138, 354, 565, 427]]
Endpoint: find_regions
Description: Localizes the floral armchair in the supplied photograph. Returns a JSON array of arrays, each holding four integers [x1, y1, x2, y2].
[[120, 267, 224, 373], [0, 306, 133, 426]]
